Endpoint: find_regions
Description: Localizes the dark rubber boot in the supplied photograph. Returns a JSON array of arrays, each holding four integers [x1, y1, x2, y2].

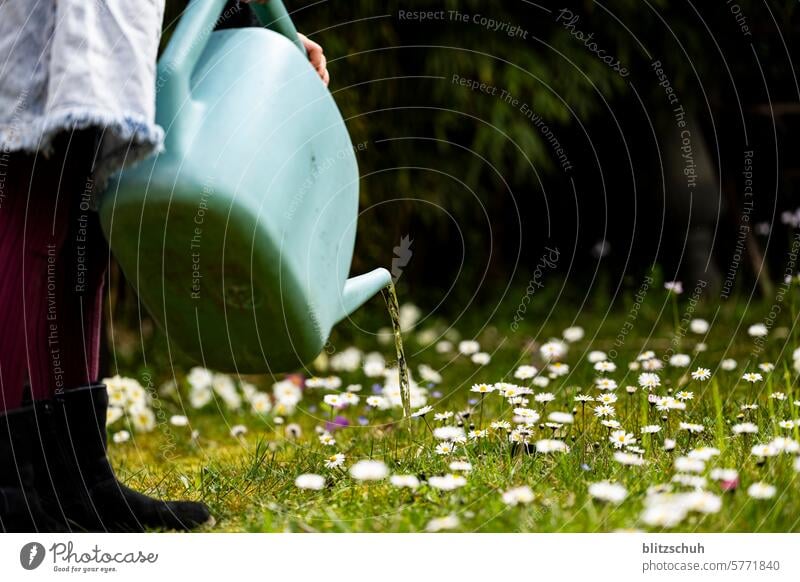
[[0, 406, 67, 532], [33, 384, 213, 532]]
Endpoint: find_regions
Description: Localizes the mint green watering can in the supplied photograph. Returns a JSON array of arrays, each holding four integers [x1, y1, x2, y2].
[[100, 0, 391, 373]]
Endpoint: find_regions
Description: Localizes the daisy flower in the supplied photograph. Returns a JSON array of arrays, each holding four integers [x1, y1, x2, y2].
[[490, 420, 511, 430], [732, 422, 758, 435], [768, 437, 799, 453], [641, 358, 663, 371], [390, 475, 420, 489], [366, 395, 389, 409], [540, 340, 568, 360], [614, 452, 645, 466], [295, 474, 325, 490], [319, 433, 336, 446], [433, 426, 466, 441], [562, 326, 585, 342], [588, 351, 608, 363], [323, 394, 344, 408], [679, 422, 704, 434], [747, 482, 776, 499], [435, 340, 453, 354], [548, 412, 574, 424], [638, 373, 661, 389], [535, 439, 569, 453], [691, 368, 711, 381], [664, 281, 683, 294], [426, 515, 460, 532], [130, 406, 156, 433], [324, 453, 345, 469], [594, 361, 617, 373], [594, 404, 616, 418], [688, 447, 719, 461], [470, 383, 495, 394], [721, 358, 737, 371], [656, 397, 684, 411], [514, 365, 538, 380], [411, 405, 433, 418], [597, 393, 618, 405], [532, 376, 550, 388], [750, 444, 779, 458], [106, 407, 124, 426], [640, 504, 686, 528], [363, 360, 386, 377], [435, 442, 456, 455], [672, 473, 707, 488], [609, 430, 636, 449], [669, 354, 691, 367], [513, 408, 540, 424], [588, 481, 627, 503], [499, 383, 531, 398], [502, 486, 535, 506], [596, 378, 618, 391], [742, 372, 763, 383], [458, 340, 480, 355], [349, 460, 389, 481], [710, 468, 738, 482], [428, 474, 467, 491], [674, 457, 705, 473], [250, 393, 272, 415], [449, 460, 472, 472]]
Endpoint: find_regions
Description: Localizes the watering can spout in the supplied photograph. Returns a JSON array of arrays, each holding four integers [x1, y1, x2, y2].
[[336, 268, 393, 322]]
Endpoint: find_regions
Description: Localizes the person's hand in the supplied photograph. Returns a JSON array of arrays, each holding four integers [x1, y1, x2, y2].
[[297, 33, 329, 87], [242, 1, 330, 86]]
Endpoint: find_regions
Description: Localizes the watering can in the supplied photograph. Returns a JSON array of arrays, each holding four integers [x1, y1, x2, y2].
[[99, 0, 391, 373]]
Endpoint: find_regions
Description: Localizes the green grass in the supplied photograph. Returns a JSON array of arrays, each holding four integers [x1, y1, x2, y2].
[[107, 288, 800, 533]]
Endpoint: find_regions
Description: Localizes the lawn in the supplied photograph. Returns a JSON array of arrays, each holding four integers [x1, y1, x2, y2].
[[106, 280, 800, 532]]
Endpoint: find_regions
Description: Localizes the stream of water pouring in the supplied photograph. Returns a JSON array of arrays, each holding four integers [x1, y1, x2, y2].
[[381, 282, 410, 417]]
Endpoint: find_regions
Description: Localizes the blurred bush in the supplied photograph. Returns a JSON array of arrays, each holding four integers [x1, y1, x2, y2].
[[156, 1, 796, 310]]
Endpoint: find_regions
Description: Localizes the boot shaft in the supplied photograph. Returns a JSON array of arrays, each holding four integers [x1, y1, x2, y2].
[[33, 384, 113, 485], [0, 406, 37, 489]]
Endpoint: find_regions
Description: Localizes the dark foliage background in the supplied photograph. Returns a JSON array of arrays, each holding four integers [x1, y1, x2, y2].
[[157, 0, 800, 315]]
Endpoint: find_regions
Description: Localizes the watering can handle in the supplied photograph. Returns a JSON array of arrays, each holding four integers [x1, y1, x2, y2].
[[159, 0, 307, 123], [250, 1, 307, 56]]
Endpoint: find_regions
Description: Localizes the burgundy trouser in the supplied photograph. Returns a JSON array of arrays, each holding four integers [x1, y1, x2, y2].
[[0, 131, 108, 412]]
